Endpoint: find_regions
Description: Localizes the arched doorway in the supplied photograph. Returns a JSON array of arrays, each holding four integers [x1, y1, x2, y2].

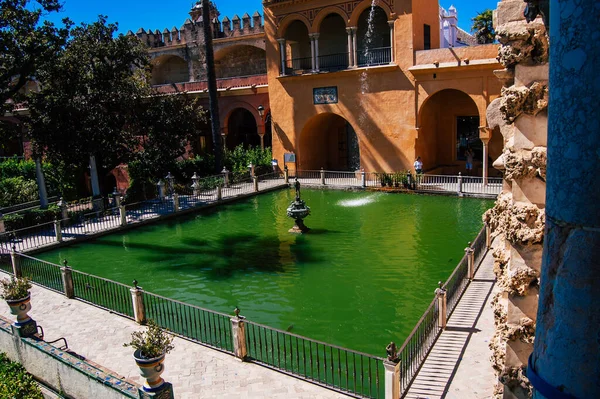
[[298, 113, 360, 171], [215, 45, 267, 78], [416, 89, 480, 174], [226, 108, 260, 150]]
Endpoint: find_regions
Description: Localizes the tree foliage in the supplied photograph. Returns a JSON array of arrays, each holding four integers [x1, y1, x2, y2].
[[0, 0, 70, 111], [471, 9, 495, 44]]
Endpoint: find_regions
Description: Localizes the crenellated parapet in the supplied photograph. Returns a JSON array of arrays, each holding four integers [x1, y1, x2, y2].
[[130, 11, 265, 50]]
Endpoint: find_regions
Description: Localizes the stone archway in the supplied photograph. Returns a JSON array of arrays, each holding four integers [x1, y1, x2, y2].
[[150, 55, 189, 85], [298, 113, 360, 171], [226, 108, 260, 150], [416, 89, 480, 174]]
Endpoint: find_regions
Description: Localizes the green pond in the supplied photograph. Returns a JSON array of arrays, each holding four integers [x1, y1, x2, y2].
[[39, 189, 492, 355]]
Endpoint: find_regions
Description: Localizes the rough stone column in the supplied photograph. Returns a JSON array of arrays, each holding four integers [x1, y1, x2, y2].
[[230, 308, 247, 361], [483, 1, 549, 397], [35, 158, 48, 209], [130, 283, 145, 324], [530, 1, 600, 398]]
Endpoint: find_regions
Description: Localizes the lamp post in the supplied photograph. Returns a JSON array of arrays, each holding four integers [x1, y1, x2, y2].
[[257, 105, 266, 150]]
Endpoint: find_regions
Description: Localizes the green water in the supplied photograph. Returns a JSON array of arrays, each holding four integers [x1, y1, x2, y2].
[[39, 189, 492, 355]]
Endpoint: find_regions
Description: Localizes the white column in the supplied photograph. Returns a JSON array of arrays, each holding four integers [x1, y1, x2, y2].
[[388, 20, 395, 63], [314, 33, 320, 72], [482, 138, 489, 186], [351, 27, 358, 67], [277, 38, 286, 76], [309, 34, 316, 71], [35, 158, 48, 209], [89, 155, 101, 197], [346, 27, 354, 67]]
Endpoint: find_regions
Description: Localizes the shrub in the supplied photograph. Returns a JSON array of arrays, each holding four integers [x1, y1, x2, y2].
[[124, 320, 174, 359], [224, 145, 272, 174], [3, 205, 61, 231], [0, 277, 32, 301], [0, 353, 42, 399], [0, 177, 38, 207]]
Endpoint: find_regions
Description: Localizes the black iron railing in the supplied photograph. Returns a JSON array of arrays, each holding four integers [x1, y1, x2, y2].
[[19, 254, 63, 293], [71, 270, 134, 318], [246, 321, 384, 398], [357, 47, 392, 67], [318, 53, 349, 72], [288, 56, 312, 73]]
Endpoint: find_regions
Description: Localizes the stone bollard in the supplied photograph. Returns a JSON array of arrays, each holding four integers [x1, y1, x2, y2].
[[253, 176, 259, 192], [435, 281, 447, 329], [57, 197, 68, 221], [217, 185, 222, 201], [485, 223, 492, 249], [191, 172, 200, 197], [361, 170, 366, 188], [10, 248, 21, 278], [383, 342, 400, 399], [130, 280, 145, 324], [457, 172, 463, 195], [284, 167, 289, 184], [173, 193, 180, 212], [320, 167, 326, 185], [222, 168, 230, 188], [119, 205, 127, 227], [157, 180, 165, 200], [61, 260, 74, 299], [465, 243, 475, 280], [113, 189, 122, 208], [0, 212, 4, 234], [54, 219, 62, 243], [231, 307, 247, 361]]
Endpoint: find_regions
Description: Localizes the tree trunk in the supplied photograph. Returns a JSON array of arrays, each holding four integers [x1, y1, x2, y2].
[[201, 0, 223, 172]]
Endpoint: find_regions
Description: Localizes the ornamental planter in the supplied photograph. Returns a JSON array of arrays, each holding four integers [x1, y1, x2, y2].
[[6, 294, 32, 325], [133, 350, 166, 392]]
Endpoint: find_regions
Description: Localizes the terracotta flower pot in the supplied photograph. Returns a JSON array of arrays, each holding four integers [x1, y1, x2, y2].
[[6, 294, 31, 325], [133, 350, 166, 392]]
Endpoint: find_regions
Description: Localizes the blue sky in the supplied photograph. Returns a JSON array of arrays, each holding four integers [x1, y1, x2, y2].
[[43, 1, 498, 34]]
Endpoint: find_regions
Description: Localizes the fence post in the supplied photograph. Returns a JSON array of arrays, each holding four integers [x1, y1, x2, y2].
[[222, 168, 230, 188], [466, 243, 475, 280], [435, 281, 447, 329], [61, 260, 74, 299], [0, 212, 4, 234], [130, 280, 145, 324], [57, 197, 68, 221], [54, 219, 62, 243], [113, 189, 121, 208], [157, 180, 165, 200], [10, 248, 21, 278], [173, 193, 180, 212], [485, 223, 492, 249], [284, 167, 289, 184], [320, 167, 326, 185], [457, 173, 463, 195], [253, 176, 259, 192], [217, 185, 222, 201], [383, 343, 400, 399], [230, 307, 247, 361], [119, 205, 127, 227], [361, 170, 366, 188]]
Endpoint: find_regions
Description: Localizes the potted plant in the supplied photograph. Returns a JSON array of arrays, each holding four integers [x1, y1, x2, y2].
[[0, 277, 32, 325], [124, 320, 174, 392]]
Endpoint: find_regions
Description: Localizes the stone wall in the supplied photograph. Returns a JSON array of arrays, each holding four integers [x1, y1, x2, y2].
[[484, 1, 548, 398]]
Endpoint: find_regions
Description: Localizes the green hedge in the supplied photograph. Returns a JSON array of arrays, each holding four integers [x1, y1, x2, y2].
[[0, 353, 43, 399]]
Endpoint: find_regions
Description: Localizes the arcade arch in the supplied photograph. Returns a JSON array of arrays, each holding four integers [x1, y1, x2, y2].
[[283, 20, 311, 72], [317, 13, 349, 71], [225, 108, 260, 150], [151, 55, 189, 85], [417, 89, 493, 174], [298, 113, 360, 171], [356, 6, 391, 66], [215, 45, 267, 78]]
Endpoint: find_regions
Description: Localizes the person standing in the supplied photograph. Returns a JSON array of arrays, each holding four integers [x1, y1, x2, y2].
[[413, 156, 423, 174], [465, 147, 474, 175]]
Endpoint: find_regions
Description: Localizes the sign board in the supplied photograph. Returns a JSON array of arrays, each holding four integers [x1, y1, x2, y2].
[[284, 153, 296, 163], [313, 86, 338, 104]]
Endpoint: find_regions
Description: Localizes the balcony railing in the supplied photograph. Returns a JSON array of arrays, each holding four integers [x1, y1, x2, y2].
[[286, 56, 312, 74], [152, 74, 268, 94], [357, 47, 392, 67], [318, 53, 349, 72]]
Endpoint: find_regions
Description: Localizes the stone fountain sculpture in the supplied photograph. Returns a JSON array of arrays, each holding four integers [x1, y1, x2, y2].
[[287, 178, 310, 233]]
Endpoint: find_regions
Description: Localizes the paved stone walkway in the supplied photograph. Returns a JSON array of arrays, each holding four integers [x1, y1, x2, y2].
[[405, 240, 498, 399], [0, 275, 347, 399]]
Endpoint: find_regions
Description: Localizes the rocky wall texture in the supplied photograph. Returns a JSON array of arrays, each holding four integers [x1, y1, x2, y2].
[[484, 1, 548, 398]]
